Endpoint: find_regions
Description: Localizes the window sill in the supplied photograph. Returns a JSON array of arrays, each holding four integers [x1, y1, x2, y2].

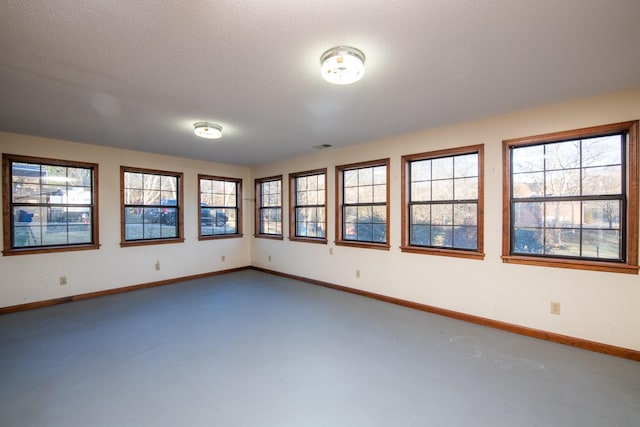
[[120, 238, 185, 247], [501, 255, 639, 274], [2, 243, 101, 256], [335, 240, 390, 251], [400, 246, 485, 260], [289, 236, 327, 244], [199, 233, 244, 241], [254, 234, 284, 241]]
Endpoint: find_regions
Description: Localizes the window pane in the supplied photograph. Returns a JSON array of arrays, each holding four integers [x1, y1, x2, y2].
[[344, 170, 358, 187], [582, 166, 621, 195], [373, 184, 386, 203], [512, 145, 544, 173], [358, 168, 373, 186], [513, 172, 544, 198], [431, 204, 453, 225], [582, 135, 621, 167], [373, 166, 386, 184], [545, 169, 580, 196], [513, 202, 543, 228], [546, 140, 580, 170], [454, 177, 478, 200], [454, 154, 478, 178], [544, 229, 580, 257], [513, 228, 544, 254], [431, 226, 452, 247], [582, 229, 620, 260], [432, 179, 453, 200], [432, 157, 453, 179], [545, 201, 580, 228], [454, 203, 477, 226], [583, 200, 620, 230], [454, 226, 477, 250], [411, 205, 430, 224], [411, 182, 431, 202], [358, 185, 373, 203], [411, 160, 431, 181], [344, 187, 358, 204], [410, 225, 430, 246]]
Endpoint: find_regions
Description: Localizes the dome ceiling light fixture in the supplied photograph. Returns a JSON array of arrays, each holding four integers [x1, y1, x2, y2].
[[193, 122, 223, 139], [320, 46, 365, 85]]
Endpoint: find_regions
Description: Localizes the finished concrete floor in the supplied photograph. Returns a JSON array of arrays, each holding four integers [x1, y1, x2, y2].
[[1, 269, 639, 426]]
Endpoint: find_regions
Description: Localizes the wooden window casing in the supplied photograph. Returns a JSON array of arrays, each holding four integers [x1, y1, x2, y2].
[[401, 145, 484, 260], [502, 121, 638, 274], [335, 159, 390, 250], [255, 175, 283, 240], [289, 169, 328, 244]]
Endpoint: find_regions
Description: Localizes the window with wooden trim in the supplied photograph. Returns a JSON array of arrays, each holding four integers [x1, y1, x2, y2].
[[2, 154, 99, 255], [336, 159, 390, 250], [255, 175, 283, 239], [121, 167, 184, 246], [198, 174, 242, 239], [289, 169, 327, 243], [401, 145, 484, 260], [502, 121, 638, 273]]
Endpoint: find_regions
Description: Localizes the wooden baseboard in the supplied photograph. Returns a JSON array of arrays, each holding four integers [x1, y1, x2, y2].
[[251, 266, 640, 362], [0, 266, 250, 315]]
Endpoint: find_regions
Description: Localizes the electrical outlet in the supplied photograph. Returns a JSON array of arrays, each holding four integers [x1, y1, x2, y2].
[[550, 301, 561, 315], [329, 248, 333, 255], [59, 276, 67, 286], [155, 260, 160, 271], [221, 255, 226, 262], [356, 269, 360, 278], [268, 255, 271, 262]]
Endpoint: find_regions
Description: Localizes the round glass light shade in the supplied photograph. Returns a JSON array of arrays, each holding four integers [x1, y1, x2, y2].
[[194, 122, 222, 139], [320, 46, 365, 85]]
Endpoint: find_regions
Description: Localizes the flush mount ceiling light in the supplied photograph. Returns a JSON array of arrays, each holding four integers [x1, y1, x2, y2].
[[320, 46, 365, 85], [193, 122, 222, 139]]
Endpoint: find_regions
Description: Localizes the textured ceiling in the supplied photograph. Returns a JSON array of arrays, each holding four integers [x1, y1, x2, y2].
[[1, 0, 640, 166]]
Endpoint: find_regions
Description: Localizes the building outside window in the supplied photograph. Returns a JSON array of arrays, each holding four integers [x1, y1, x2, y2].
[[289, 169, 327, 243], [336, 159, 390, 250], [199, 174, 242, 239], [121, 166, 184, 246], [255, 175, 283, 239], [502, 121, 638, 273], [2, 154, 99, 255]]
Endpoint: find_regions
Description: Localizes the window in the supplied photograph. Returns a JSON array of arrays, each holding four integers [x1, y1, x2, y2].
[[336, 159, 390, 249], [289, 169, 327, 243], [255, 175, 283, 239], [401, 145, 484, 260], [121, 167, 184, 246], [198, 174, 242, 239], [503, 121, 638, 273], [2, 154, 99, 255]]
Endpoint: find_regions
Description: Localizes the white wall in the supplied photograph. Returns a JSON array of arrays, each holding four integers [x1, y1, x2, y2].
[[0, 133, 252, 307], [251, 88, 640, 351]]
